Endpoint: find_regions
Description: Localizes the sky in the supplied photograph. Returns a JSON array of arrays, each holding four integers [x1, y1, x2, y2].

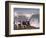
[[14, 8, 40, 14]]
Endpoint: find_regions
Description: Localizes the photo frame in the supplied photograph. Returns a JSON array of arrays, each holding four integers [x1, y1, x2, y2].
[[5, 1, 45, 37]]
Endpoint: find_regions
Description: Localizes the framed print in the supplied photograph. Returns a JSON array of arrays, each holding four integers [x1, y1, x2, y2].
[[5, 1, 45, 37]]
